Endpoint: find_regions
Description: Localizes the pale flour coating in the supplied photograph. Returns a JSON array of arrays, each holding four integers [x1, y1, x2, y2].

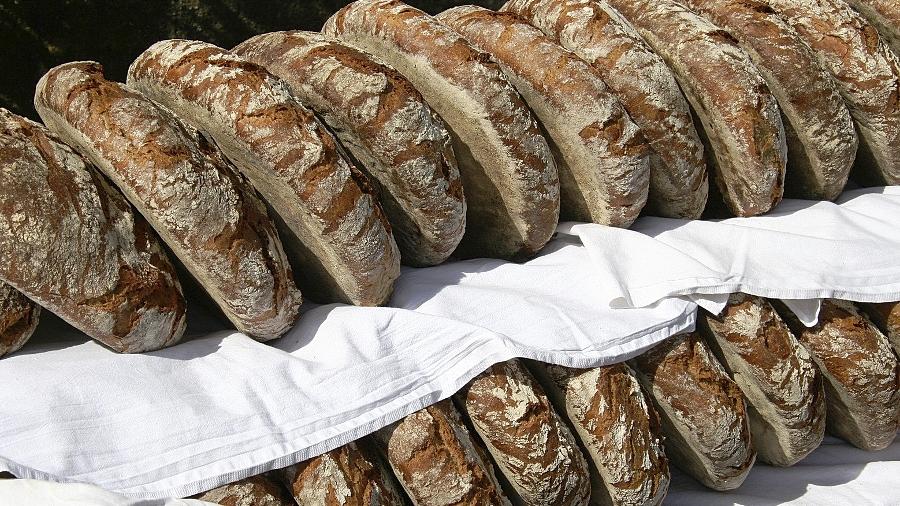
[[35, 61, 301, 341], [196, 474, 293, 506], [843, 0, 900, 57]]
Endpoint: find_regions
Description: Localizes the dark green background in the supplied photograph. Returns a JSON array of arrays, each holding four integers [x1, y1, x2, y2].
[[0, 1, 502, 120]]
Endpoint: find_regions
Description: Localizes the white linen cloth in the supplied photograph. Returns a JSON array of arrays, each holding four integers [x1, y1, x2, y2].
[[0, 480, 213, 506], [562, 186, 900, 325]]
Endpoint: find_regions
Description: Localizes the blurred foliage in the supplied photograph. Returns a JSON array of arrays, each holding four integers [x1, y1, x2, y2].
[[0, 0, 504, 119]]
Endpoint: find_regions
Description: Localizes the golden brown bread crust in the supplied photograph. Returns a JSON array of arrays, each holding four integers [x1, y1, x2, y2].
[[232, 31, 466, 267], [0, 108, 185, 353], [843, 0, 900, 62], [777, 299, 900, 451], [699, 294, 826, 466], [127, 40, 400, 306], [860, 301, 900, 352], [767, 0, 900, 186], [34, 61, 301, 341], [605, 0, 786, 217], [196, 474, 294, 506], [501, 0, 709, 219], [681, 0, 857, 200], [282, 441, 406, 506], [454, 359, 590, 505], [0, 283, 40, 358], [324, 0, 559, 260], [630, 332, 755, 491], [531, 361, 670, 506], [437, 6, 650, 227], [373, 399, 510, 506]]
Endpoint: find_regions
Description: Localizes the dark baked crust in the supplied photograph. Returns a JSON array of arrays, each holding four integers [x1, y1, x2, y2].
[[0, 283, 40, 358], [196, 473, 294, 506]]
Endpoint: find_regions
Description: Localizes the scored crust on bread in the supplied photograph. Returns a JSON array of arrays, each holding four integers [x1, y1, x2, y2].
[[454, 359, 591, 505], [196, 473, 294, 506], [323, 0, 559, 260], [281, 441, 406, 506], [630, 332, 756, 491], [127, 39, 400, 306], [35, 61, 302, 341], [698, 294, 826, 466], [233, 31, 466, 267], [372, 399, 511, 506], [501, 0, 708, 219], [682, 0, 858, 201], [843, 0, 900, 60], [0, 108, 185, 353], [0, 283, 40, 358], [605, 0, 786, 217], [767, 0, 900, 186], [776, 299, 900, 451], [530, 361, 670, 506], [437, 6, 650, 227]]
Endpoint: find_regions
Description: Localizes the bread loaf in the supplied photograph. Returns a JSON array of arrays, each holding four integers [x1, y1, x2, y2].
[[323, 0, 559, 260], [373, 399, 511, 506], [767, 0, 900, 186], [777, 299, 900, 451], [35, 61, 301, 341], [843, 0, 900, 58], [454, 359, 590, 505], [630, 332, 755, 491], [604, 0, 786, 217], [0, 108, 185, 353], [196, 474, 293, 506], [501, 0, 708, 219], [281, 441, 406, 505], [530, 361, 670, 506], [860, 301, 900, 352], [436, 6, 649, 227], [698, 294, 826, 466], [0, 283, 40, 358], [681, 0, 857, 200], [127, 40, 400, 306], [232, 31, 466, 267]]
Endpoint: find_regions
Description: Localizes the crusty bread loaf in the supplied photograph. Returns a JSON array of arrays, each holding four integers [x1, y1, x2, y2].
[[605, 0, 786, 217], [767, 0, 900, 186], [35, 61, 301, 341], [0, 108, 185, 353], [0, 283, 40, 358], [436, 6, 649, 227], [373, 399, 511, 506], [454, 359, 590, 505], [281, 441, 406, 505], [698, 294, 826, 466], [530, 361, 669, 506], [681, 0, 857, 200], [501, 0, 708, 219], [843, 0, 900, 58], [860, 301, 900, 352], [196, 474, 294, 506], [323, 0, 559, 260], [0, 472, 14, 479], [232, 31, 466, 267], [127, 40, 400, 306], [777, 299, 900, 451], [630, 332, 755, 491]]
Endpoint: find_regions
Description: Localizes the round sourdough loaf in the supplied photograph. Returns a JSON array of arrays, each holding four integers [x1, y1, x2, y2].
[[630, 332, 756, 491], [605, 0, 786, 217], [127, 40, 400, 306], [698, 294, 826, 466], [0, 283, 40, 358], [196, 474, 293, 506], [501, 0, 708, 219], [767, 0, 900, 186], [682, 0, 858, 201], [531, 361, 670, 506], [281, 441, 406, 506], [777, 299, 900, 451], [323, 0, 559, 260], [233, 31, 466, 267], [35, 61, 301, 341], [0, 109, 185, 352], [437, 6, 650, 227], [372, 399, 511, 506], [843, 0, 900, 58], [454, 359, 591, 506]]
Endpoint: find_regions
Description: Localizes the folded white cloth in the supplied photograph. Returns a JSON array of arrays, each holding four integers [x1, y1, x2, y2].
[[0, 236, 694, 499], [562, 186, 900, 325], [0, 480, 212, 506]]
